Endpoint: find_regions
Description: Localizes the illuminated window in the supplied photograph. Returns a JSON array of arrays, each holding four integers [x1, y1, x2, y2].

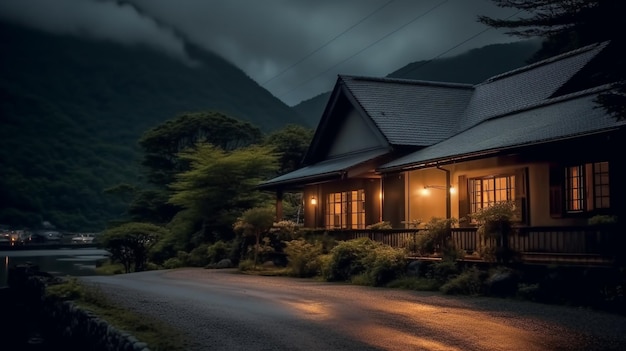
[[564, 162, 610, 213], [565, 165, 584, 212], [469, 175, 515, 214], [325, 190, 365, 229]]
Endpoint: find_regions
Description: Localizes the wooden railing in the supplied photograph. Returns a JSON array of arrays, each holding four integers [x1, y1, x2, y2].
[[323, 225, 620, 265]]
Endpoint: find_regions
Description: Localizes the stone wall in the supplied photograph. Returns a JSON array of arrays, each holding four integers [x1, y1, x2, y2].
[[8, 264, 150, 351]]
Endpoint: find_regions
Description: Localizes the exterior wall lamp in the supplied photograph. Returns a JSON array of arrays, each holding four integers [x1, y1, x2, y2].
[[310, 197, 317, 205], [424, 185, 454, 192]]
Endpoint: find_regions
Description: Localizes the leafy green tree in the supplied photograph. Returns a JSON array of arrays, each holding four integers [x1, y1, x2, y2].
[[139, 111, 263, 187], [262, 124, 314, 223], [101, 222, 169, 273], [233, 206, 276, 268], [478, 0, 625, 119], [127, 111, 264, 225], [263, 124, 314, 175], [168, 143, 278, 243]]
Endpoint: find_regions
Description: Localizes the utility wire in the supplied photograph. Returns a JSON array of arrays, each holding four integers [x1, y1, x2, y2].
[[277, 0, 450, 100], [261, 0, 396, 86]]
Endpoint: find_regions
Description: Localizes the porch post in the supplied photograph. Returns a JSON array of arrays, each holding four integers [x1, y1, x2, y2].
[[436, 165, 451, 219], [276, 189, 283, 221]]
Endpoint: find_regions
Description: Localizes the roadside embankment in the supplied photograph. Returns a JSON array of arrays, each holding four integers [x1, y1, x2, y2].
[[5, 263, 149, 351]]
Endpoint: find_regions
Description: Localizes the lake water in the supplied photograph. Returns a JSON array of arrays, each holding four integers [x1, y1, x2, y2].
[[0, 248, 110, 287]]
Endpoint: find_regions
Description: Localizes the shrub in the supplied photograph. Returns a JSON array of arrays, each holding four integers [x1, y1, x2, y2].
[[366, 221, 392, 229], [207, 240, 233, 264], [271, 220, 301, 241], [187, 244, 210, 267], [238, 259, 257, 271], [323, 238, 407, 286], [588, 215, 618, 225], [413, 217, 458, 256], [440, 266, 487, 295], [471, 201, 517, 262], [163, 257, 184, 269], [426, 260, 459, 284], [324, 238, 378, 281], [284, 238, 324, 277], [361, 244, 407, 286]]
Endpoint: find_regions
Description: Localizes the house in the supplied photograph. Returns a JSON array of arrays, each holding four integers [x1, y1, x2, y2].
[[259, 41, 625, 264]]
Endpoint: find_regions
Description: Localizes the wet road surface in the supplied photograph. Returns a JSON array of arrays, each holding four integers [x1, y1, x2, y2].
[[81, 268, 626, 351]]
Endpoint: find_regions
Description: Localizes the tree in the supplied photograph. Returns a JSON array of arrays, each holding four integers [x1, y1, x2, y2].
[[263, 124, 314, 175], [101, 222, 169, 273], [124, 111, 264, 225], [168, 143, 278, 243], [262, 124, 314, 223], [139, 111, 263, 187], [478, 0, 626, 120], [233, 206, 276, 268]]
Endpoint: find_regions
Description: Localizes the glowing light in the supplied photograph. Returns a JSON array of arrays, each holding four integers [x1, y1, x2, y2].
[[310, 197, 317, 205]]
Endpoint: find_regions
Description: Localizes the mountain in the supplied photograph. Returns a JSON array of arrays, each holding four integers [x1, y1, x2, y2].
[[293, 39, 542, 126], [0, 20, 302, 231]]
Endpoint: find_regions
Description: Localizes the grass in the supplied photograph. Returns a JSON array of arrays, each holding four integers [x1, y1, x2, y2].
[[46, 277, 189, 351]]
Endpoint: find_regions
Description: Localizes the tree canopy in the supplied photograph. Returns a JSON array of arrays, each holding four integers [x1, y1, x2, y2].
[[101, 222, 170, 273], [168, 143, 279, 242], [139, 111, 264, 187], [263, 124, 314, 175]]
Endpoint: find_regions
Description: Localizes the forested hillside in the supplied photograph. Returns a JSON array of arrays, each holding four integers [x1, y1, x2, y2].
[[293, 39, 542, 126], [0, 20, 302, 231]]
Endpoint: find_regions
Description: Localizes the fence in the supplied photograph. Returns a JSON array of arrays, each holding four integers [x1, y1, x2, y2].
[[324, 225, 620, 264]]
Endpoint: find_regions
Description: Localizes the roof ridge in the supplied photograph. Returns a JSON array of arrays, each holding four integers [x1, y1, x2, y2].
[[339, 74, 473, 89], [478, 41, 610, 85]]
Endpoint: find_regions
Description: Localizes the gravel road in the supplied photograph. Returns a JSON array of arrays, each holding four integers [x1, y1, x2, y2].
[[80, 268, 626, 351]]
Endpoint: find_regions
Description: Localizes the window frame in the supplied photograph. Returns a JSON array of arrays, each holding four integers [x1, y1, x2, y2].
[[551, 161, 611, 217], [324, 189, 365, 229]]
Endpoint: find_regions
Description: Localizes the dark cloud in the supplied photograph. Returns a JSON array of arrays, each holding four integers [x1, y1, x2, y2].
[[0, 0, 524, 105]]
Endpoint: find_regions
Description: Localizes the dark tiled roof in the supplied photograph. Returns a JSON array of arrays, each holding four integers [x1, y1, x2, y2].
[[341, 76, 473, 146], [258, 148, 389, 188], [379, 85, 624, 171], [455, 42, 609, 132]]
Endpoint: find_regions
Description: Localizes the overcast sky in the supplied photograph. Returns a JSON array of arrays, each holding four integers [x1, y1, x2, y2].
[[0, 0, 526, 106]]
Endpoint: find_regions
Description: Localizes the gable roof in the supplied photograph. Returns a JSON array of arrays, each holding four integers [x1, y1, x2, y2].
[[379, 84, 624, 171], [340, 76, 473, 146], [301, 75, 473, 166]]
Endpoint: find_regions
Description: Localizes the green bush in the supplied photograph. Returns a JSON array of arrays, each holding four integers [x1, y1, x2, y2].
[[324, 238, 378, 281], [187, 244, 210, 267], [323, 238, 406, 286], [361, 244, 407, 286], [207, 240, 233, 264], [440, 266, 487, 295], [163, 257, 184, 269], [426, 260, 460, 284], [238, 259, 257, 271], [412, 217, 458, 256], [471, 201, 518, 262], [284, 238, 324, 277], [366, 221, 392, 229]]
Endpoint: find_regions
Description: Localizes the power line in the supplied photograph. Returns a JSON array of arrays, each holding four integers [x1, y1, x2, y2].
[[276, 0, 450, 100], [261, 0, 396, 87]]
